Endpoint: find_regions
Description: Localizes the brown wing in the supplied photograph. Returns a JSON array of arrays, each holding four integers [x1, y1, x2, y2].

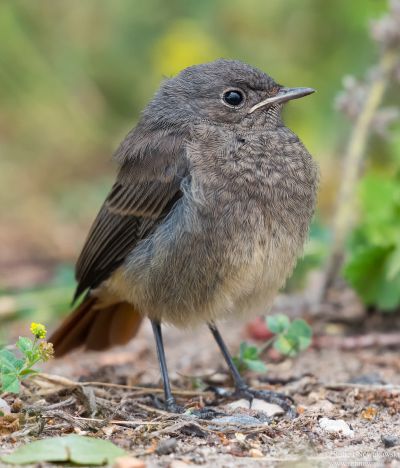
[[73, 128, 188, 302]]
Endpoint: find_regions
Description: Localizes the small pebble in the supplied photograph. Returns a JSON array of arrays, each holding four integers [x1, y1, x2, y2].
[[349, 373, 386, 385], [217, 415, 260, 425], [11, 398, 23, 413], [207, 372, 229, 384], [306, 399, 335, 414], [382, 435, 399, 448], [319, 417, 354, 437], [0, 398, 11, 415], [169, 461, 190, 468], [155, 438, 177, 455], [113, 456, 146, 468], [226, 399, 250, 410], [210, 415, 262, 426], [249, 448, 264, 458], [250, 399, 284, 416]]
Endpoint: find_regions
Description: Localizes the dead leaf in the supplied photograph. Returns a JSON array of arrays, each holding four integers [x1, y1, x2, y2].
[[0, 413, 20, 435], [361, 407, 377, 420]]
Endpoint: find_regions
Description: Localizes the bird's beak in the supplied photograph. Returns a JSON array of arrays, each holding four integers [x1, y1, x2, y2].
[[248, 87, 315, 114]]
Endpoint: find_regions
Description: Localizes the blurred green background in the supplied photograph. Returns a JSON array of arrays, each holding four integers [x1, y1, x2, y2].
[[0, 0, 399, 332]]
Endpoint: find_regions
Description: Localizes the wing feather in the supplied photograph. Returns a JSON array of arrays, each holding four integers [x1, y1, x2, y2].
[[73, 126, 188, 301]]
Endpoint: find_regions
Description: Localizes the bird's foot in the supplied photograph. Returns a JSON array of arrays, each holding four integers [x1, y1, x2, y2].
[[152, 396, 185, 413], [190, 407, 226, 420], [164, 397, 185, 413], [234, 386, 296, 418]]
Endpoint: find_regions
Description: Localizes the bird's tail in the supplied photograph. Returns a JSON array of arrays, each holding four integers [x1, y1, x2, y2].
[[49, 295, 143, 357]]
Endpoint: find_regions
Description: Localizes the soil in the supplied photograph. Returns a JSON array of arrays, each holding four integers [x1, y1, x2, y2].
[[1, 293, 400, 467]]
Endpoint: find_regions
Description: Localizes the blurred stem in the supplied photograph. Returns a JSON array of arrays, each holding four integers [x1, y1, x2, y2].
[[259, 336, 275, 354], [321, 49, 398, 299]]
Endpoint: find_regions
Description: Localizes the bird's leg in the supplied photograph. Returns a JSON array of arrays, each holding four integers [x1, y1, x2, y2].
[[208, 323, 294, 414], [151, 320, 183, 413]]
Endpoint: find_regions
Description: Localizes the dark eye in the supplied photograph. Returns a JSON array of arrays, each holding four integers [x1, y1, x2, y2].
[[222, 89, 244, 107]]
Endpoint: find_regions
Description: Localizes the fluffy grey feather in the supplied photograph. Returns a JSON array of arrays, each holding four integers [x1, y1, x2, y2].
[[74, 59, 318, 327]]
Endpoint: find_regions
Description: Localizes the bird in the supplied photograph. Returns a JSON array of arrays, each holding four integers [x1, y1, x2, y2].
[[50, 59, 318, 412]]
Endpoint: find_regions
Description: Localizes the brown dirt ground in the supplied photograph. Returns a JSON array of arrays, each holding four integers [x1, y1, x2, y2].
[[1, 307, 400, 468]]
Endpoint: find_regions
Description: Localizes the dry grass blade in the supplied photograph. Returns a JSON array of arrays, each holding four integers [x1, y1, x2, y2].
[[31, 373, 212, 397]]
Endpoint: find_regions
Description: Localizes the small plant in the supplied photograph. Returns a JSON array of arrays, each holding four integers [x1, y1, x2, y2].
[[343, 173, 400, 311], [234, 314, 312, 374], [0, 322, 54, 394], [233, 342, 268, 374]]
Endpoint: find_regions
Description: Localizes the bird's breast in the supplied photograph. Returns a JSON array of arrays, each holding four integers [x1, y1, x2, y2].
[[107, 129, 318, 326]]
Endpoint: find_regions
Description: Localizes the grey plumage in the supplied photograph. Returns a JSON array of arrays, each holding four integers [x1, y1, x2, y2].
[[53, 58, 318, 355]]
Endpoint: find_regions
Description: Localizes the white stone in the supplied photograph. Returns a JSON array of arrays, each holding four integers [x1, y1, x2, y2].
[[251, 399, 285, 416], [319, 417, 354, 437], [226, 399, 251, 410], [0, 398, 11, 414]]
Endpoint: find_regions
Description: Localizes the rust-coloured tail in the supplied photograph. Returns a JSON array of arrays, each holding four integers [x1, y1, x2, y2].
[[50, 296, 143, 357]]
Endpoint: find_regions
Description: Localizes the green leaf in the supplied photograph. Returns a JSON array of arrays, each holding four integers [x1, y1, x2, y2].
[[19, 368, 39, 377], [234, 343, 267, 374], [1, 435, 126, 465], [358, 175, 400, 234], [274, 335, 297, 357], [266, 314, 290, 334], [243, 358, 267, 373], [344, 245, 400, 311], [239, 341, 248, 360], [274, 319, 312, 357], [241, 344, 260, 361], [386, 243, 400, 280], [16, 337, 33, 354], [0, 349, 19, 372], [286, 319, 312, 351], [1, 373, 20, 393]]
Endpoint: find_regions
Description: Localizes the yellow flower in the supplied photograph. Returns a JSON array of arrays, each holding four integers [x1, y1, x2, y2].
[[30, 322, 47, 339]]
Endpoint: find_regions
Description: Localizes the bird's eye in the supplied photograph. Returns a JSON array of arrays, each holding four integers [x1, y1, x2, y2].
[[222, 89, 244, 107]]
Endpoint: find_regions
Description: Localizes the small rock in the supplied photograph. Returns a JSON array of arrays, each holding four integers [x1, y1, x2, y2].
[[207, 372, 228, 384], [382, 435, 399, 448], [235, 433, 247, 443], [226, 399, 250, 410], [102, 425, 115, 437], [249, 448, 264, 458], [307, 399, 335, 414], [319, 417, 354, 437], [208, 414, 268, 432], [11, 398, 23, 413], [155, 438, 177, 455], [349, 373, 386, 385], [210, 415, 262, 427], [169, 461, 190, 468], [250, 399, 284, 416], [0, 398, 11, 415], [112, 456, 146, 468]]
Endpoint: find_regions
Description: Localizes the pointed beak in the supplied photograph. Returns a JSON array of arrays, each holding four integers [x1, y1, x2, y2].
[[248, 87, 315, 114]]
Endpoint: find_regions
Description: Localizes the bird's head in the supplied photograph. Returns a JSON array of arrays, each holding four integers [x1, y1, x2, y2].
[[143, 59, 314, 129]]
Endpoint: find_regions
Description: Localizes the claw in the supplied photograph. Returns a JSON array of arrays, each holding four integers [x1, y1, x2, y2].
[[165, 401, 185, 413], [191, 407, 226, 420], [152, 395, 185, 413]]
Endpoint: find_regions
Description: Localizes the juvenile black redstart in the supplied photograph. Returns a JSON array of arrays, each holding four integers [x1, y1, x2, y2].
[[51, 59, 318, 412]]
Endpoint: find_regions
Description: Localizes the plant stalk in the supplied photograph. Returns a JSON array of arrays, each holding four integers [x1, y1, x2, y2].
[[320, 49, 398, 300]]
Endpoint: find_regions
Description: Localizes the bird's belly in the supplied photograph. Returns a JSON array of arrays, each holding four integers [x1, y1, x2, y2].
[[218, 230, 301, 320], [106, 217, 302, 327]]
